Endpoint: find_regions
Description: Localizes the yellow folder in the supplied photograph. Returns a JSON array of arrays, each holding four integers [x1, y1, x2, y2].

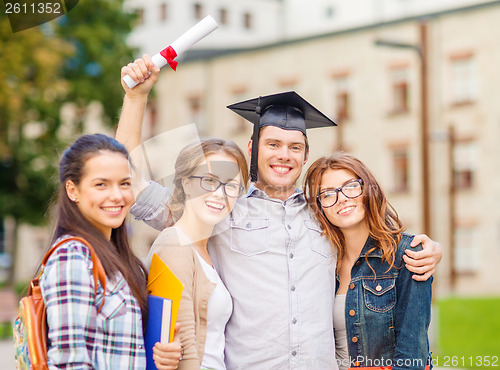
[[147, 253, 184, 342]]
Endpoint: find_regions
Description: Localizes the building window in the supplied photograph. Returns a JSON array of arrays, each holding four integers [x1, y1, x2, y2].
[[333, 75, 350, 121], [243, 12, 253, 29], [454, 226, 479, 273], [0, 220, 4, 254], [147, 99, 158, 138], [159, 3, 167, 21], [219, 8, 228, 25], [390, 68, 409, 114], [450, 55, 476, 105], [277, 76, 297, 90], [392, 147, 410, 193], [231, 89, 249, 135], [194, 3, 203, 20], [189, 95, 206, 135], [325, 6, 336, 18], [453, 140, 477, 190], [136, 7, 144, 26]]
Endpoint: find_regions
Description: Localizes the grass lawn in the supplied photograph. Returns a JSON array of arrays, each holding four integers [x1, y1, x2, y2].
[[434, 296, 500, 368], [0, 322, 13, 340]]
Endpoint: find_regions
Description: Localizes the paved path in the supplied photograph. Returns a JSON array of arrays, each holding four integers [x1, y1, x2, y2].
[[0, 292, 458, 370], [0, 338, 463, 370], [0, 339, 16, 370], [0, 288, 18, 369]]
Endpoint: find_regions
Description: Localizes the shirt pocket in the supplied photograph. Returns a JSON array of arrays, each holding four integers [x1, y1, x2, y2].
[[305, 220, 333, 258], [362, 277, 396, 313], [230, 217, 269, 256], [98, 277, 129, 321]]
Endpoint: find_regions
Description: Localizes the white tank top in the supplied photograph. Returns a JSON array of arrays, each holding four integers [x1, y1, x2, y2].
[[333, 294, 349, 370], [195, 251, 233, 370]]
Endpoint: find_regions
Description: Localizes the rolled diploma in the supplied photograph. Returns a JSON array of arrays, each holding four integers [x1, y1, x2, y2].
[[123, 15, 219, 89]]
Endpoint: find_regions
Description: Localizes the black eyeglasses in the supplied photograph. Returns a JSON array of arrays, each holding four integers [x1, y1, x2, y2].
[[317, 179, 364, 208], [189, 176, 245, 198]]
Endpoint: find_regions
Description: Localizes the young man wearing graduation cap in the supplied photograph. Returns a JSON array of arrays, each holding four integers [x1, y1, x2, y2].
[[227, 91, 336, 198], [213, 91, 440, 369], [116, 57, 441, 369], [209, 91, 342, 368]]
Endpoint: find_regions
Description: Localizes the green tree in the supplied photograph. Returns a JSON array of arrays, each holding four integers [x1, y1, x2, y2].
[[0, 1, 137, 284], [55, 0, 137, 127], [0, 13, 69, 225]]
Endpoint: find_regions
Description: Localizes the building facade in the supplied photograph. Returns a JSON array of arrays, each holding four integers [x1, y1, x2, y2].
[[133, 1, 500, 296], [8, 1, 500, 296], [125, 0, 283, 54], [124, 0, 497, 54]]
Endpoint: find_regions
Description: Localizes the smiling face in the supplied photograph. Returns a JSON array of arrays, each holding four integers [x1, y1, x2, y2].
[[182, 151, 243, 227], [249, 125, 308, 200], [65, 151, 134, 239], [319, 168, 368, 235]]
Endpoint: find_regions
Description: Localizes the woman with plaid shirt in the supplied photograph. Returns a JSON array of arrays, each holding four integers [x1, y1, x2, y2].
[[39, 134, 181, 369]]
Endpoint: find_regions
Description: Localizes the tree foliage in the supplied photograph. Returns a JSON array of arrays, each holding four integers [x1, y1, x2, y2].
[[0, 12, 69, 224], [0, 1, 137, 226], [56, 0, 137, 126]]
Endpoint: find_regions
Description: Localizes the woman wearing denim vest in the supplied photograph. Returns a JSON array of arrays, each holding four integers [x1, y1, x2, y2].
[[304, 152, 432, 370]]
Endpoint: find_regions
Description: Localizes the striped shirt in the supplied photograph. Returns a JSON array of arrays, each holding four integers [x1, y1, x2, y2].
[[40, 237, 146, 369]]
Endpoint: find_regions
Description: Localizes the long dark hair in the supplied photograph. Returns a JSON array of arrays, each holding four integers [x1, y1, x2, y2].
[[51, 134, 148, 327], [304, 152, 404, 272]]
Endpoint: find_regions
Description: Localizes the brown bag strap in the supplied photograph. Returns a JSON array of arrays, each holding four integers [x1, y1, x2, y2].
[[40, 236, 107, 313]]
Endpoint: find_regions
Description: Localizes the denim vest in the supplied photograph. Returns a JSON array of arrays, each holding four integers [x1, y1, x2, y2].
[[336, 233, 432, 370]]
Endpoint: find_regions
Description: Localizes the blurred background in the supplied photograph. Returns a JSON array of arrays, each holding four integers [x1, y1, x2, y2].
[[1, 0, 499, 368]]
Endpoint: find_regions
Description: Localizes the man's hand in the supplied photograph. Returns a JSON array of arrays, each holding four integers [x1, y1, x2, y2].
[[403, 234, 443, 281], [152, 323, 182, 370], [120, 54, 160, 98]]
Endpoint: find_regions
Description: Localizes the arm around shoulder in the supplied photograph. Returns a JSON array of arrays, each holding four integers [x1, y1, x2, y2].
[[404, 234, 442, 281], [130, 180, 173, 231], [393, 237, 433, 370]]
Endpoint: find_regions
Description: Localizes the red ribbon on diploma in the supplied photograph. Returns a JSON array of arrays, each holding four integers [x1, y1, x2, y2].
[[160, 46, 178, 71]]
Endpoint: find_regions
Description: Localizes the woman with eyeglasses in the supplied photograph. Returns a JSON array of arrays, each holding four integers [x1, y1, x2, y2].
[[304, 152, 432, 370], [143, 139, 248, 370], [119, 56, 249, 370]]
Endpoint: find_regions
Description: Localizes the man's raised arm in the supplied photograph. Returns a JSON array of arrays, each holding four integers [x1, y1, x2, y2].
[[116, 54, 159, 196]]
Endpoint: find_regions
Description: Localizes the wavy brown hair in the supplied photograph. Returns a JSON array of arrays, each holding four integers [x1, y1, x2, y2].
[[49, 134, 148, 329], [168, 137, 249, 224], [303, 152, 404, 272]]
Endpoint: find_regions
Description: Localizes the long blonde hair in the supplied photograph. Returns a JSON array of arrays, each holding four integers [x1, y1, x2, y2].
[[304, 152, 404, 272], [168, 138, 249, 224]]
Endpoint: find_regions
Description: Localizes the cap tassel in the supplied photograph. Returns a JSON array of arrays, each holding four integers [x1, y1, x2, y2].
[[250, 97, 262, 182], [250, 121, 259, 182]]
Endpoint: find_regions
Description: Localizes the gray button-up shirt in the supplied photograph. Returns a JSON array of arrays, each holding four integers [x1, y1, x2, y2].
[[131, 182, 338, 370]]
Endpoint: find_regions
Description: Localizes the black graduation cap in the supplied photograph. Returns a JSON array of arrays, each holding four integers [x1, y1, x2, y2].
[[227, 91, 337, 182]]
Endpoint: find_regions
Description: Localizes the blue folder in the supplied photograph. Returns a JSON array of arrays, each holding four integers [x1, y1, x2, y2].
[[145, 295, 173, 370]]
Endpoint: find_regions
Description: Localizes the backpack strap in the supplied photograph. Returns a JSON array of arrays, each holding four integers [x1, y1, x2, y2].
[[40, 236, 107, 313]]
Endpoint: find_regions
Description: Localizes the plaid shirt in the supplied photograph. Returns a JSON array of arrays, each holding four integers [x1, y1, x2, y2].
[[40, 237, 146, 369]]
